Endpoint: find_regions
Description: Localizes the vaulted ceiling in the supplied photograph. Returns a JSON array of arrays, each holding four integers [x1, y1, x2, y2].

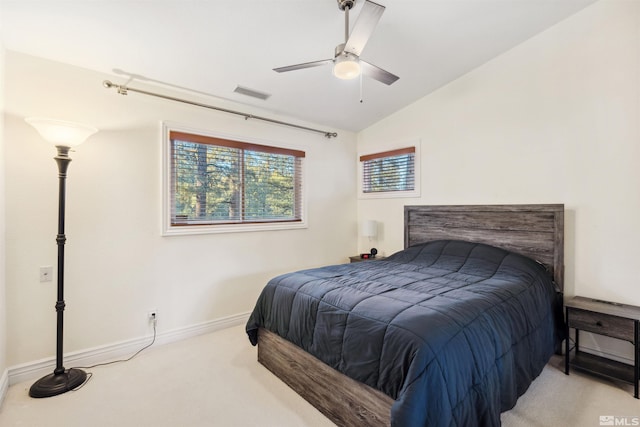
[[1, 0, 598, 132]]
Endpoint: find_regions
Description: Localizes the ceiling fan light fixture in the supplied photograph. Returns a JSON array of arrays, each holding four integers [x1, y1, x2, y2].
[[333, 53, 361, 80]]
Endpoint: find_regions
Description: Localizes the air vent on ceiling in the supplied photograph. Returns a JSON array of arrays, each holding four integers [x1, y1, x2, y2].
[[233, 85, 271, 101]]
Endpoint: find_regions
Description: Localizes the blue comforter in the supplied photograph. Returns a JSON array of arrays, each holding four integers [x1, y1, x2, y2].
[[246, 240, 561, 426]]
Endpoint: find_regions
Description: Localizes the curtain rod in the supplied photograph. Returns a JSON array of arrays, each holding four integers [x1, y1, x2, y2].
[[102, 80, 338, 139]]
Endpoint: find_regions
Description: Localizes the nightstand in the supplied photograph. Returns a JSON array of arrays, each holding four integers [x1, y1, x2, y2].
[[349, 255, 386, 263], [565, 296, 640, 398]]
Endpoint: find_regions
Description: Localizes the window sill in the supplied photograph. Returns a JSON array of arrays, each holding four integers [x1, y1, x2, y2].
[[162, 220, 308, 236], [358, 189, 421, 199]]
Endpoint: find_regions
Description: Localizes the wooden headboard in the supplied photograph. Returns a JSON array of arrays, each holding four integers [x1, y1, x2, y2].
[[404, 204, 564, 291]]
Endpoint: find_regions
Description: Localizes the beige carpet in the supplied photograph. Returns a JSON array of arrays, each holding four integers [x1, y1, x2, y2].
[[0, 324, 637, 426]]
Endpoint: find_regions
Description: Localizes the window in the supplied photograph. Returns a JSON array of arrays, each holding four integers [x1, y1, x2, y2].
[[359, 146, 418, 197], [163, 127, 305, 234]]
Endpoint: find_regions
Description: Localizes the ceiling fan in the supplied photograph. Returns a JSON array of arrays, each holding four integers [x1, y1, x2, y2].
[[274, 0, 399, 85]]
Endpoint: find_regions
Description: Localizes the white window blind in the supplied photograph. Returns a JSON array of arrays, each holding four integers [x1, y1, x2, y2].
[[169, 131, 304, 227], [360, 147, 415, 193]]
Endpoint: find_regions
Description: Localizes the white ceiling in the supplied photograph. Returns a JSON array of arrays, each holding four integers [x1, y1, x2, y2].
[[1, 0, 597, 132]]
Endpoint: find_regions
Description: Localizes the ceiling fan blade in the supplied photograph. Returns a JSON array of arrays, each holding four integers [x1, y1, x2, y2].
[[273, 59, 333, 73], [360, 60, 399, 85], [344, 0, 385, 57]]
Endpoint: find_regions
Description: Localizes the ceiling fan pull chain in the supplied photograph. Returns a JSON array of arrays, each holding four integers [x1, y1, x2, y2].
[[360, 72, 364, 103]]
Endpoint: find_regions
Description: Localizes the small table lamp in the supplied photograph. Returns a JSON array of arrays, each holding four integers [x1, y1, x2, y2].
[[361, 220, 378, 257], [361, 220, 377, 240]]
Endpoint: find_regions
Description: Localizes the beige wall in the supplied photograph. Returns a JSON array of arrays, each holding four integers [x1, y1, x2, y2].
[[358, 0, 640, 307], [3, 52, 357, 366], [0, 41, 8, 390]]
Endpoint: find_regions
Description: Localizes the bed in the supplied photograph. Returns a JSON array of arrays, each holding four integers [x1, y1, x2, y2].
[[246, 204, 564, 427]]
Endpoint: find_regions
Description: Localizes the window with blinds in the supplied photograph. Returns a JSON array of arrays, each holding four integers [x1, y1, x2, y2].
[[168, 130, 304, 229], [360, 147, 416, 194]]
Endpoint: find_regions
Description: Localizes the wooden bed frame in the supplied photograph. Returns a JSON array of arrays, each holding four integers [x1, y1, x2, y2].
[[257, 204, 564, 426]]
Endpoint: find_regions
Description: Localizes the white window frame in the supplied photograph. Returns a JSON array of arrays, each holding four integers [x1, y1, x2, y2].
[[358, 139, 421, 199], [162, 122, 308, 236]]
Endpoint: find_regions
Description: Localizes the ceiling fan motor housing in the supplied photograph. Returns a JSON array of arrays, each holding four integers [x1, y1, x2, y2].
[[335, 43, 350, 57]]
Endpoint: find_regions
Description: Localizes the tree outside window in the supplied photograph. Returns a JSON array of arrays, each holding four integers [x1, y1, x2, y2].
[[169, 130, 304, 228]]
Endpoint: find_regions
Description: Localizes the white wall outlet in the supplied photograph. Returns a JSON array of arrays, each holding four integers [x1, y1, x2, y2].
[[148, 310, 158, 323], [39, 266, 53, 282]]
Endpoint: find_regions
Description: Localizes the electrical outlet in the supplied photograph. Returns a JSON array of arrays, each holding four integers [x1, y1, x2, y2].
[[148, 310, 158, 323], [40, 266, 53, 282]]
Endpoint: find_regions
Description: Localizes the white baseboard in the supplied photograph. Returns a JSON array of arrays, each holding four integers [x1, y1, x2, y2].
[[0, 369, 8, 408], [8, 311, 250, 386]]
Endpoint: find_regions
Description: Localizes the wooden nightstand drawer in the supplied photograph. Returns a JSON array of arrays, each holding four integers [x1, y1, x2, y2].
[[568, 309, 635, 341]]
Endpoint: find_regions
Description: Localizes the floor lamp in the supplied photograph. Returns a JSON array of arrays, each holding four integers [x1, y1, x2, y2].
[[25, 117, 98, 398]]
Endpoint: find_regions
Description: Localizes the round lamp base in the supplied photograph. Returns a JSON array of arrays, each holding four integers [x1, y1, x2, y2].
[[29, 368, 87, 398]]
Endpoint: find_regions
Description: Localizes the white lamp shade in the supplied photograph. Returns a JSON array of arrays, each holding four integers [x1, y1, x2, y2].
[[361, 220, 377, 238], [333, 54, 361, 80], [25, 117, 98, 147]]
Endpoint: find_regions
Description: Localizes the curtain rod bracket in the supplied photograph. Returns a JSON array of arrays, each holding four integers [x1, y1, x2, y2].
[[102, 80, 337, 138], [103, 80, 128, 95]]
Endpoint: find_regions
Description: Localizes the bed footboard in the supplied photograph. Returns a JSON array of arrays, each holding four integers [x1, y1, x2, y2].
[[257, 328, 393, 427]]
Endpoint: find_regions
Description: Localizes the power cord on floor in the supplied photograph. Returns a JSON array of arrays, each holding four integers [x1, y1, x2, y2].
[[69, 319, 158, 391]]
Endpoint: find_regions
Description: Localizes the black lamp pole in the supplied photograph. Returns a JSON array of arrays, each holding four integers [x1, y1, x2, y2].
[[29, 145, 87, 398]]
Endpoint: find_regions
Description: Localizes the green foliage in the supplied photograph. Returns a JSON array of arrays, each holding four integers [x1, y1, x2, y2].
[[172, 140, 299, 224]]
